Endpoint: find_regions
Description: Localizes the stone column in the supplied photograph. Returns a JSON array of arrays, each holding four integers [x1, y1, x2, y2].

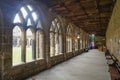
[[0, 7, 3, 80]]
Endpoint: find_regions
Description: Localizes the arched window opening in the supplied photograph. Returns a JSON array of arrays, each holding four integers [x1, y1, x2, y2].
[[50, 31, 55, 57], [27, 5, 33, 11], [80, 39, 82, 49], [66, 38, 71, 52], [59, 32, 62, 54], [58, 23, 62, 54], [32, 12, 38, 21], [55, 18, 58, 22], [13, 5, 38, 25], [13, 13, 22, 23], [37, 20, 42, 29], [12, 4, 44, 65], [52, 21, 55, 27], [27, 18, 33, 26], [26, 28, 34, 62], [12, 26, 22, 65], [55, 27, 59, 55], [55, 32, 59, 55], [70, 38, 72, 52], [75, 39, 78, 51], [20, 7, 28, 19], [50, 18, 63, 57], [66, 25, 72, 53]]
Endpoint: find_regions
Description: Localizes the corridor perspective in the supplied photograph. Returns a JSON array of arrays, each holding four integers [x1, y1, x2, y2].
[[27, 49, 110, 80], [0, 0, 120, 80]]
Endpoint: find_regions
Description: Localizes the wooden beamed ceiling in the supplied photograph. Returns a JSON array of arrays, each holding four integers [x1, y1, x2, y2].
[[38, 0, 115, 36]]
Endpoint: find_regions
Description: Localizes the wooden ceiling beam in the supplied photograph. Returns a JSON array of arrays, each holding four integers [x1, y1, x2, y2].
[[38, 0, 114, 36]]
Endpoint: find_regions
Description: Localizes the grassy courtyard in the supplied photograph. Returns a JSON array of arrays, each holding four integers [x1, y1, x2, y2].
[[13, 46, 33, 65]]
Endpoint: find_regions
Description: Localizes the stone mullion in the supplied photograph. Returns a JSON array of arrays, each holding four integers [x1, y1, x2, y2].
[[21, 30, 26, 62], [63, 26, 67, 60], [84, 33, 86, 49], [58, 33, 62, 54], [83, 33, 85, 49], [45, 27, 50, 68], [53, 32, 55, 56], [54, 23, 58, 56], [87, 34, 89, 48], [0, 8, 4, 80], [62, 32, 66, 60], [40, 33, 44, 59], [78, 36, 80, 51], [86, 34, 87, 48], [32, 32, 36, 60], [86, 34, 88, 48], [82, 31, 84, 49], [85, 33, 86, 48]]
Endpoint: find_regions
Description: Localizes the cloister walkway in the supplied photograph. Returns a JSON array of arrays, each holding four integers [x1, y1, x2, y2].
[[27, 49, 111, 80]]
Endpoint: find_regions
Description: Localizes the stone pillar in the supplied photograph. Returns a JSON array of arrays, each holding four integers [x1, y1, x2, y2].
[[45, 26, 51, 68], [1, 18, 12, 80], [0, 7, 3, 80], [81, 31, 84, 50], [63, 24, 67, 60]]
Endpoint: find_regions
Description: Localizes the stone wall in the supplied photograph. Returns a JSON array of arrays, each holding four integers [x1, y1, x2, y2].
[[106, 0, 120, 62]]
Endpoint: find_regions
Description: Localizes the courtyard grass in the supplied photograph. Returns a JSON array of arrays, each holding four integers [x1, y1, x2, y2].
[[13, 46, 33, 65]]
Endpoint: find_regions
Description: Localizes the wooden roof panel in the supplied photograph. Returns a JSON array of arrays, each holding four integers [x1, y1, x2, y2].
[[38, 0, 114, 36]]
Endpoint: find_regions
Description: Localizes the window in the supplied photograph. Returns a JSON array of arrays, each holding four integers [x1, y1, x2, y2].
[[13, 14, 22, 23], [32, 12, 38, 21], [80, 39, 82, 49], [50, 18, 63, 57], [27, 5, 33, 11], [75, 39, 78, 51], [50, 31, 55, 56], [27, 18, 33, 26], [12, 26, 22, 65], [55, 27, 59, 55], [66, 25, 72, 52], [12, 5, 44, 65], [26, 28, 34, 62], [59, 28, 62, 54], [20, 7, 28, 19]]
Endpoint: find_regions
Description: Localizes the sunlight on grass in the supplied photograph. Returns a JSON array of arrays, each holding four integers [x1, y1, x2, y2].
[[26, 46, 33, 62], [13, 47, 22, 65], [13, 46, 33, 65]]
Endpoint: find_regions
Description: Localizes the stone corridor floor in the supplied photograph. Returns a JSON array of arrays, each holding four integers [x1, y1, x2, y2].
[[26, 49, 111, 80]]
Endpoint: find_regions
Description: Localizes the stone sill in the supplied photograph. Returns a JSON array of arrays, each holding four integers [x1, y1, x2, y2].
[[12, 59, 45, 67], [50, 53, 63, 57]]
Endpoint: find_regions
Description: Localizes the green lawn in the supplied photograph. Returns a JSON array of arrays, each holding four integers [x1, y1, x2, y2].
[[13, 46, 33, 65], [26, 46, 32, 62]]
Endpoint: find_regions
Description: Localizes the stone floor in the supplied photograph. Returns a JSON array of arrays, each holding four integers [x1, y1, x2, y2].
[[26, 49, 111, 80]]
